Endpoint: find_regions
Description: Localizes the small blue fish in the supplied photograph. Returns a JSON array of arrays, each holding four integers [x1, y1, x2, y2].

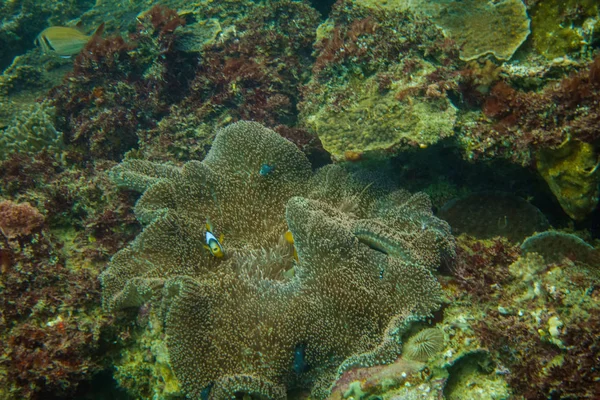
[[259, 163, 275, 176], [293, 342, 309, 373]]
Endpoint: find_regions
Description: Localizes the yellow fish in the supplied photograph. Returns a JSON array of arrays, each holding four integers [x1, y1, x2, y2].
[[284, 230, 298, 261], [35, 22, 105, 56]]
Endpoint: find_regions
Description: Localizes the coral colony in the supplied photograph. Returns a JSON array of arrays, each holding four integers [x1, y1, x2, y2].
[[0, 0, 599, 399]]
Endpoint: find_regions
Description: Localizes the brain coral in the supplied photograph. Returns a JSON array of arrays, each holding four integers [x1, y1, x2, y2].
[[102, 121, 454, 399]]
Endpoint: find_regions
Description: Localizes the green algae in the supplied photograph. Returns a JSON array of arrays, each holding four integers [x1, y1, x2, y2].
[[113, 310, 183, 400], [530, 0, 599, 59]]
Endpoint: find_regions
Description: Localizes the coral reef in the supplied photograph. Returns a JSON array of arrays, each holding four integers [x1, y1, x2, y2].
[[536, 139, 600, 220], [181, 0, 320, 128], [48, 4, 192, 162], [1, 0, 599, 398], [102, 121, 454, 399], [299, 1, 462, 160], [40, 1, 321, 165], [0, 201, 113, 399], [521, 230, 598, 265], [0, 100, 63, 161], [445, 234, 600, 399], [459, 56, 600, 166], [530, 0, 599, 59], [458, 56, 600, 219], [401, 0, 530, 61], [438, 191, 550, 242], [476, 252, 600, 398]]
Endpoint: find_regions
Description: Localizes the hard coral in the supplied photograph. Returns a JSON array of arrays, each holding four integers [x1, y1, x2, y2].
[[102, 121, 454, 399], [0, 100, 63, 162], [300, 1, 462, 160], [405, 0, 530, 61]]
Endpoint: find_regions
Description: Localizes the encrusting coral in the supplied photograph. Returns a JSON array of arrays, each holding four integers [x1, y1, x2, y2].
[[102, 121, 454, 399], [0, 100, 63, 161], [299, 0, 461, 161]]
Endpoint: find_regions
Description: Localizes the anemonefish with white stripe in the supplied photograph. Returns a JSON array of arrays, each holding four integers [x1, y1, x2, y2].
[[204, 219, 225, 258]]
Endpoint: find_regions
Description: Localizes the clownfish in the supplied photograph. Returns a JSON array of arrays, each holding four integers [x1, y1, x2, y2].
[[204, 219, 225, 258]]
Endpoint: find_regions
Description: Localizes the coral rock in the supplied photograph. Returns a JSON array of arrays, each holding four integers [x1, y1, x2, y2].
[[0, 200, 44, 239], [536, 139, 600, 220], [521, 231, 597, 266], [438, 191, 550, 243]]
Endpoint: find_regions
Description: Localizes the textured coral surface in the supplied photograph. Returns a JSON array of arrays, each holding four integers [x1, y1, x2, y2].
[[102, 121, 454, 399], [1, 0, 600, 398]]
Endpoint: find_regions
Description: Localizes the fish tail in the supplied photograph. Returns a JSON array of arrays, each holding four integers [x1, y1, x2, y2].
[[92, 22, 105, 37]]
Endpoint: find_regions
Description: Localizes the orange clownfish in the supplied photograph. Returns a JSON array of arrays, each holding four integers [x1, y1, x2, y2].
[[204, 219, 224, 258]]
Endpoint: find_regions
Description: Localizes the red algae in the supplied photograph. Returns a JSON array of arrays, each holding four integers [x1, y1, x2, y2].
[[0, 200, 45, 239]]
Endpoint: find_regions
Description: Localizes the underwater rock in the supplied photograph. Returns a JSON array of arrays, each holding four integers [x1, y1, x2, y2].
[[102, 121, 454, 399], [300, 1, 461, 160], [329, 356, 427, 400], [438, 191, 550, 243], [442, 350, 510, 400], [0, 208, 111, 399], [530, 0, 599, 59], [536, 139, 600, 221], [521, 230, 597, 266], [354, 0, 530, 61]]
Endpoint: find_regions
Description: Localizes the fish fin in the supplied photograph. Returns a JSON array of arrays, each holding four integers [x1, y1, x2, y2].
[[219, 233, 224, 243], [206, 218, 213, 232], [284, 230, 294, 244], [203, 244, 210, 251], [92, 22, 105, 37]]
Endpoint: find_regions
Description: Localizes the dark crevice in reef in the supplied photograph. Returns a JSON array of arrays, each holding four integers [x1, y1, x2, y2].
[[309, 0, 337, 18]]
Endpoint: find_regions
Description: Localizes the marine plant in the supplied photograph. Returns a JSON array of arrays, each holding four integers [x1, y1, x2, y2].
[[460, 55, 600, 165], [475, 253, 600, 399], [182, 0, 320, 127], [48, 4, 192, 162], [0, 201, 113, 399], [102, 121, 455, 399], [447, 232, 600, 399]]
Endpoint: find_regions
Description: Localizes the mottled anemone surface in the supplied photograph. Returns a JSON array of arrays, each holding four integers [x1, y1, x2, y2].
[[101, 121, 455, 399]]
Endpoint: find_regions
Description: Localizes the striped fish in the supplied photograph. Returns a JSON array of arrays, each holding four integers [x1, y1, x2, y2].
[[35, 22, 105, 56]]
